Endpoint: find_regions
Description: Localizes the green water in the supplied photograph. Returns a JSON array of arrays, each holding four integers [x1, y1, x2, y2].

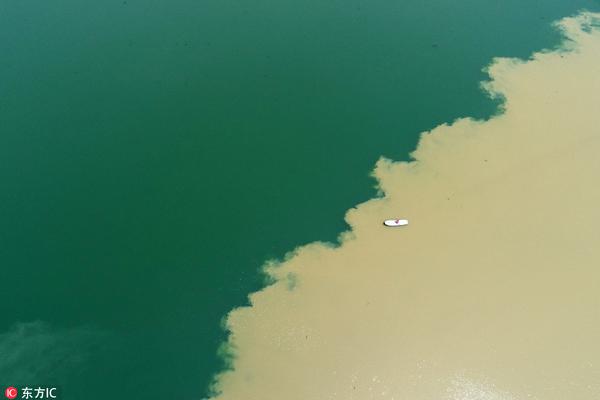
[[1, 0, 599, 398]]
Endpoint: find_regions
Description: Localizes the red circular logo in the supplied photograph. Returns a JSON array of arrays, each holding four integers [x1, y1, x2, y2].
[[5, 387, 17, 399]]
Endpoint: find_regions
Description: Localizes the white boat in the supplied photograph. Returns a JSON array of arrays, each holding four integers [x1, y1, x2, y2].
[[383, 219, 409, 227]]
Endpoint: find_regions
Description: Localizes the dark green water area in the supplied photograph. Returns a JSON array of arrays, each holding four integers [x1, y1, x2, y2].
[[1, 0, 599, 398]]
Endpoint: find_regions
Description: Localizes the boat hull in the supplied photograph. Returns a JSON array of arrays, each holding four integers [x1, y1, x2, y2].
[[383, 219, 409, 227]]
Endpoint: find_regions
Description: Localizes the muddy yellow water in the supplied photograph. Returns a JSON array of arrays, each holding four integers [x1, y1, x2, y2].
[[210, 13, 600, 400]]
